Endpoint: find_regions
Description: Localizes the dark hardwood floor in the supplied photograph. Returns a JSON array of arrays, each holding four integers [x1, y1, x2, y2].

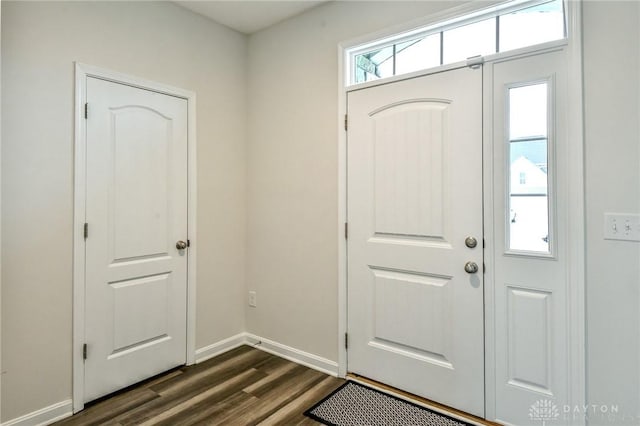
[[56, 345, 345, 425]]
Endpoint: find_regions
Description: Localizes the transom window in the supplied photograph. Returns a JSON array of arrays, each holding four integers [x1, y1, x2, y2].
[[348, 0, 565, 85]]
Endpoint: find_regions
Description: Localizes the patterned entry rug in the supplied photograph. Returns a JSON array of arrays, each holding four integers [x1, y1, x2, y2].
[[304, 381, 475, 426]]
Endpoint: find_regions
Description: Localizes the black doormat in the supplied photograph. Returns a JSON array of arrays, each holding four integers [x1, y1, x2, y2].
[[304, 381, 475, 426]]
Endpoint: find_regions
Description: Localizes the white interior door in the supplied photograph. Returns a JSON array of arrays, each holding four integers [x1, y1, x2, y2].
[[347, 67, 484, 416], [84, 77, 188, 402]]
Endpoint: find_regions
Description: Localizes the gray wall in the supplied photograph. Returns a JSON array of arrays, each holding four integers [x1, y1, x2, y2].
[[583, 1, 640, 423], [245, 0, 640, 422], [2, 0, 640, 423], [246, 0, 465, 362], [1, 2, 247, 421]]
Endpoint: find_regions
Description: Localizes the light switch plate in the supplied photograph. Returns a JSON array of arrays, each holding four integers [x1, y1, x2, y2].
[[604, 213, 640, 242]]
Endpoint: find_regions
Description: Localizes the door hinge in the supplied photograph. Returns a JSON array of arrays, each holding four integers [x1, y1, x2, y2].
[[344, 114, 348, 131], [187, 239, 191, 247], [84, 103, 88, 119], [83, 223, 89, 240], [83, 343, 88, 360], [345, 333, 348, 349], [344, 222, 348, 239]]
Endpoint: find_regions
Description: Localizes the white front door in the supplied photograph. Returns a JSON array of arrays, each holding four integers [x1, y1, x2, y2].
[[347, 67, 484, 416], [84, 77, 188, 402]]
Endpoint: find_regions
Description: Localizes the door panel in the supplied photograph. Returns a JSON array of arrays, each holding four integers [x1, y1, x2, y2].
[[111, 274, 171, 353], [110, 106, 172, 260], [371, 269, 453, 366], [506, 287, 552, 394], [371, 100, 448, 238], [85, 77, 188, 402], [347, 67, 484, 417]]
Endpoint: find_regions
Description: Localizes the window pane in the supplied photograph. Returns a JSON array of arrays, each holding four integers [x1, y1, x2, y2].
[[509, 83, 547, 139], [349, 0, 567, 86], [395, 34, 441, 75], [442, 18, 496, 64], [499, 0, 565, 52], [508, 83, 550, 253], [354, 45, 394, 83]]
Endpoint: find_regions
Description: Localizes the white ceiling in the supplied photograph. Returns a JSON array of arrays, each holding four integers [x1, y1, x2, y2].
[[176, 1, 329, 34]]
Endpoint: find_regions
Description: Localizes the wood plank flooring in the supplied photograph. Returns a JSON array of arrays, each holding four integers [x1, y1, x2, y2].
[[55, 345, 344, 426]]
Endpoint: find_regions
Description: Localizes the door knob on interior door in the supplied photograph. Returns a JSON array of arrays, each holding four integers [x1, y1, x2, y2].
[[464, 261, 479, 274], [176, 240, 188, 250]]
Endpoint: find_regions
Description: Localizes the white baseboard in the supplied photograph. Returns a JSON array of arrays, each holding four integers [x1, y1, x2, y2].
[[6, 334, 337, 426], [195, 333, 338, 377], [245, 333, 339, 377], [194, 332, 247, 364], [195, 333, 339, 377], [2, 399, 72, 426]]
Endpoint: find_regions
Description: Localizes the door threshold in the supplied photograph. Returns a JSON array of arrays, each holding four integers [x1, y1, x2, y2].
[[346, 373, 500, 426]]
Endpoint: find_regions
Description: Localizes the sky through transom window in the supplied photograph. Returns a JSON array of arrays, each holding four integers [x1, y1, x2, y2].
[[350, 0, 565, 84]]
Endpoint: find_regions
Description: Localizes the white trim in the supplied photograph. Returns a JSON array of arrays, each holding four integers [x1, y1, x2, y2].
[[1, 400, 72, 426], [564, 0, 586, 418], [482, 60, 498, 421], [347, 0, 550, 56], [72, 62, 88, 415], [337, 0, 489, 407], [338, 16, 498, 384], [336, 0, 535, 386], [194, 333, 247, 364], [341, 0, 504, 65], [197, 332, 340, 377], [186, 77, 198, 367], [347, 39, 567, 94], [483, 1, 585, 420], [502, 76, 557, 259], [346, 0, 541, 57], [345, 0, 566, 88], [338, 0, 585, 422], [75, 63, 196, 100], [245, 334, 339, 377], [346, 61, 469, 93], [0, 3, 3, 421], [72, 63, 197, 413], [337, 43, 348, 379]]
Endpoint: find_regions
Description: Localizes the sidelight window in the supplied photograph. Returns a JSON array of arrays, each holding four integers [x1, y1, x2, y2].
[[507, 82, 551, 254]]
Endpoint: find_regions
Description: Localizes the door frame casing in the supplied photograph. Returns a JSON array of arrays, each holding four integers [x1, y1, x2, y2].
[[337, 1, 585, 420], [72, 63, 197, 413]]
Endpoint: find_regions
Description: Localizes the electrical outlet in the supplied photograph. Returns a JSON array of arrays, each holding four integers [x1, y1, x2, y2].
[[248, 291, 257, 307], [604, 213, 640, 242]]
